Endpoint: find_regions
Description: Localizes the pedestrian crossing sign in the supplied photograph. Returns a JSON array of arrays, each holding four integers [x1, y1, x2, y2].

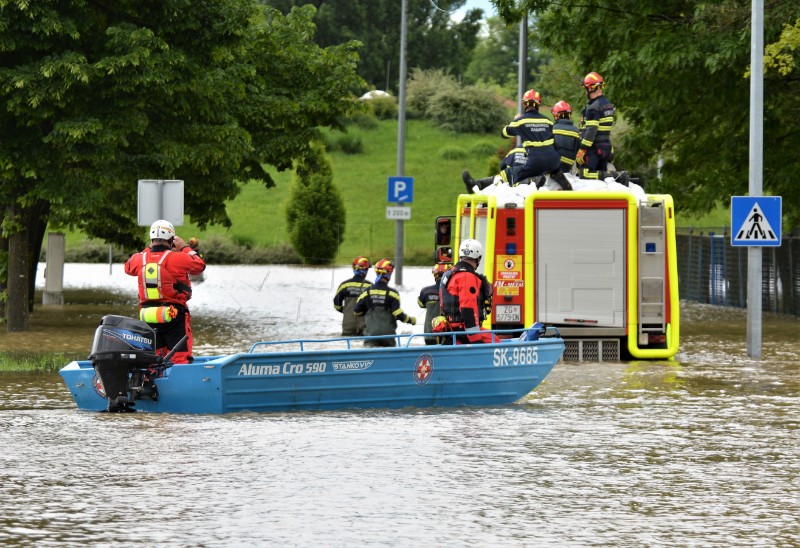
[[730, 196, 782, 247]]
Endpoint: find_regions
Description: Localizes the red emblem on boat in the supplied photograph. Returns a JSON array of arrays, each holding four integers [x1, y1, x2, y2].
[[414, 354, 434, 385], [93, 372, 107, 398]]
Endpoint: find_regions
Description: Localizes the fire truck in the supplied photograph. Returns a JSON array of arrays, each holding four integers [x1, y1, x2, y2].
[[434, 186, 680, 361]]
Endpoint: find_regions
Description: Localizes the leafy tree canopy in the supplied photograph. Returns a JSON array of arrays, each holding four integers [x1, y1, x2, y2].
[[494, 0, 800, 226], [0, 0, 364, 328], [267, 0, 483, 91]]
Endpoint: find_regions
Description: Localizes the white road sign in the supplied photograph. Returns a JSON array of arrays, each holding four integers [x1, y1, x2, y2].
[[386, 206, 411, 220]]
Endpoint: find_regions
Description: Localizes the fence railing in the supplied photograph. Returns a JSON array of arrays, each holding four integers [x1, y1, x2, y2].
[[677, 227, 800, 316]]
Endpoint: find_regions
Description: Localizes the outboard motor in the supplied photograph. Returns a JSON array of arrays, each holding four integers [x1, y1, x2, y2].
[[89, 315, 157, 412]]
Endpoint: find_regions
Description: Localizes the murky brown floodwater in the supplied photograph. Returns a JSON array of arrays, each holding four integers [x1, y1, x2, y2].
[[1, 264, 798, 546]]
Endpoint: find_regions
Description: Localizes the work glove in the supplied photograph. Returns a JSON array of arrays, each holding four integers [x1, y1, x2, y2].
[[575, 148, 587, 166], [407, 316, 417, 325]]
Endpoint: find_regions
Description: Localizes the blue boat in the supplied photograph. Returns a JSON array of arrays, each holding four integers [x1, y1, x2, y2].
[[59, 315, 564, 414]]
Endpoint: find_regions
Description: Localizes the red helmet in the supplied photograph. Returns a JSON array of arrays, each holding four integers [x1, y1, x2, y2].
[[522, 88, 542, 106], [352, 256, 371, 271], [583, 72, 604, 91], [432, 263, 452, 278], [552, 100, 572, 118], [374, 258, 394, 277]]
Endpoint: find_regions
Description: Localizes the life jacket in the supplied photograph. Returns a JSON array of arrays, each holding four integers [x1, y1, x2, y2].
[[439, 262, 492, 325], [139, 250, 192, 306]]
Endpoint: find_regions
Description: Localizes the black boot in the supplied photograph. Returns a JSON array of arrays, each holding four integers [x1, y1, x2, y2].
[[552, 171, 572, 191], [474, 176, 495, 191], [534, 175, 547, 188], [461, 170, 476, 193]]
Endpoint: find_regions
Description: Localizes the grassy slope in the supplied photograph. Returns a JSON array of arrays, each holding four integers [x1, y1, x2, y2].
[[179, 119, 506, 265], [66, 117, 720, 263]]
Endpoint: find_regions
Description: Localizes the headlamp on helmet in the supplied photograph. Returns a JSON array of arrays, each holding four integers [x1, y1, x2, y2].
[[458, 239, 484, 263]]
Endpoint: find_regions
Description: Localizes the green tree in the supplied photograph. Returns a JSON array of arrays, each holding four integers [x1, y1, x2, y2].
[[285, 141, 346, 264], [494, 0, 800, 225], [463, 15, 549, 93], [268, 0, 483, 91], [0, 1, 364, 330]]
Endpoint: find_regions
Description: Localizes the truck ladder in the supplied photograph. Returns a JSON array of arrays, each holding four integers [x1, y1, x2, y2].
[[638, 199, 667, 340]]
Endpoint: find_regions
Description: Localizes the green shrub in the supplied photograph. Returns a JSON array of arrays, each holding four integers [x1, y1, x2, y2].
[[406, 68, 459, 117], [367, 96, 398, 120], [319, 131, 333, 151], [39, 239, 132, 263], [335, 134, 364, 155], [348, 111, 379, 130], [285, 142, 346, 265], [427, 85, 507, 134], [486, 155, 501, 177], [470, 141, 499, 157], [438, 146, 468, 160]]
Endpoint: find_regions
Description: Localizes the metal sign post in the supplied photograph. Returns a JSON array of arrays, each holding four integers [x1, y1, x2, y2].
[[395, 0, 409, 285], [746, 0, 764, 358]]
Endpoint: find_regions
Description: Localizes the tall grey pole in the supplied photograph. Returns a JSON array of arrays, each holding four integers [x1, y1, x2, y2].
[[395, 0, 408, 285], [516, 12, 528, 148], [746, 0, 764, 358]]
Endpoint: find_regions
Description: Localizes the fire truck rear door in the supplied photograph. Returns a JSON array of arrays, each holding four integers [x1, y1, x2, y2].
[[535, 208, 625, 328]]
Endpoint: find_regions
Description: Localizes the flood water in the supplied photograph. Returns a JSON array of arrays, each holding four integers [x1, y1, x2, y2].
[[1, 264, 798, 546]]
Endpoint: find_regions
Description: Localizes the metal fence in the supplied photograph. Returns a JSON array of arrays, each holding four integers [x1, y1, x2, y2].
[[677, 227, 800, 316]]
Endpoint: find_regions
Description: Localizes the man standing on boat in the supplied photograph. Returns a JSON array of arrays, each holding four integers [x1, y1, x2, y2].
[[439, 239, 494, 344], [353, 258, 416, 347], [333, 256, 372, 336], [124, 219, 206, 364], [418, 264, 451, 345]]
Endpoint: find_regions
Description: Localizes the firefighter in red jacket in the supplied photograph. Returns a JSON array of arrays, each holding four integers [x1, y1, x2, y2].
[[439, 239, 494, 344], [124, 219, 206, 363]]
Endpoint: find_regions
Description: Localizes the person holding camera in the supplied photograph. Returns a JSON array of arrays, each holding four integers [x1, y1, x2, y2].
[[124, 219, 206, 363]]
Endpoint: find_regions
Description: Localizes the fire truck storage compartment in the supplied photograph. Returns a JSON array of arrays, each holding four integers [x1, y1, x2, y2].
[[535, 207, 625, 329]]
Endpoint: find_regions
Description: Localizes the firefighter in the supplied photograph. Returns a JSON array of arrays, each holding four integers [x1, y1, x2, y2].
[[552, 100, 581, 173], [576, 72, 631, 185], [353, 259, 416, 347], [501, 88, 572, 190], [439, 239, 494, 344], [124, 220, 206, 364], [333, 256, 372, 336], [461, 146, 527, 194], [417, 264, 452, 345]]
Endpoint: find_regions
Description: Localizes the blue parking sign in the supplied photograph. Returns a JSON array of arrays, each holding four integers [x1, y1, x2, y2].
[[388, 176, 414, 203], [731, 196, 781, 247]]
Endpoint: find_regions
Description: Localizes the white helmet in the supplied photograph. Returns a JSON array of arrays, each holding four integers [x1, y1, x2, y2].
[[459, 239, 484, 262], [149, 220, 175, 241]]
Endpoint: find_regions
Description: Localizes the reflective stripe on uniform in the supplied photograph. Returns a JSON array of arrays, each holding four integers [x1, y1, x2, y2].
[[140, 305, 177, 324], [522, 139, 555, 147]]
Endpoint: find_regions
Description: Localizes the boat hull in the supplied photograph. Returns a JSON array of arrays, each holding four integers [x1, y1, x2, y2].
[[60, 336, 564, 414]]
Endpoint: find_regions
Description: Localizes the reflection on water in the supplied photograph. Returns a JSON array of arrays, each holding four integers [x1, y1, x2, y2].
[[0, 265, 798, 545]]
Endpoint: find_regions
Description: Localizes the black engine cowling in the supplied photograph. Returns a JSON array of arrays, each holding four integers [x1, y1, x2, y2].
[[89, 315, 157, 411]]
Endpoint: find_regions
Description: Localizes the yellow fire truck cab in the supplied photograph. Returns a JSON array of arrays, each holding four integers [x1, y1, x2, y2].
[[435, 189, 680, 361]]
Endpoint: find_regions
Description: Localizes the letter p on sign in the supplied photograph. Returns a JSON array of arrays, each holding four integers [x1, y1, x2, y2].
[[388, 176, 414, 203]]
